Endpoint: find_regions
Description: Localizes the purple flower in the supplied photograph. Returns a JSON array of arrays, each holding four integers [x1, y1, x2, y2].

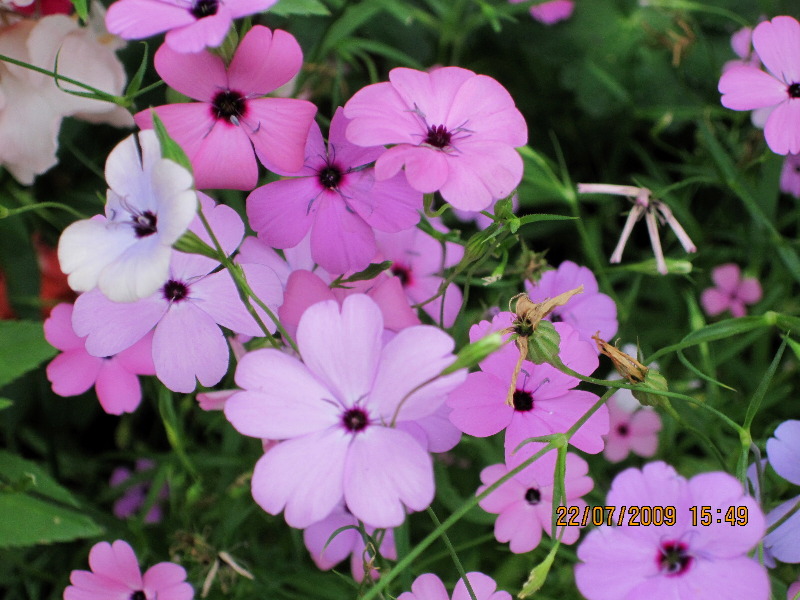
[[510, 0, 574, 24], [223, 294, 466, 528], [700, 264, 762, 318], [58, 130, 197, 302], [247, 107, 422, 274], [602, 393, 661, 463], [344, 66, 528, 211], [765, 420, 800, 563], [780, 154, 800, 198], [398, 572, 511, 600], [110, 459, 168, 523], [575, 462, 769, 600], [134, 26, 317, 190], [44, 303, 155, 415], [719, 16, 800, 155], [106, 0, 277, 53], [478, 450, 593, 553], [524, 260, 618, 343], [63, 539, 193, 600]]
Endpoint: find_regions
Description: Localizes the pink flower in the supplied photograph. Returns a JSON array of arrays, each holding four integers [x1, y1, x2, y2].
[[524, 260, 617, 344], [110, 459, 168, 523], [63, 539, 193, 600], [343, 67, 528, 211], [447, 313, 607, 466], [575, 462, 768, 600], [303, 503, 397, 581], [700, 264, 762, 318], [398, 572, 511, 600], [134, 26, 317, 190], [247, 107, 422, 274], [44, 303, 155, 415], [106, 0, 277, 53], [223, 294, 466, 528], [602, 393, 661, 463], [765, 420, 800, 563], [719, 16, 800, 155], [510, 0, 574, 24], [478, 450, 593, 553], [789, 579, 800, 600], [781, 154, 800, 198]]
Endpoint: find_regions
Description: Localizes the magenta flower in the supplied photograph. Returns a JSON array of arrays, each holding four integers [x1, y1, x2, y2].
[[602, 393, 661, 463], [478, 450, 593, 553], [781, 154, 800, 198], [63, 539, 193, 600], [510, 0, 574, 24], [524, 260, 618, 343], [134, 26, 317, 190], [575, 462, 768, 600], [44, 303, 155, 415], [398, 572, 510, 600], [303, 503, 397, 581], [765, 420, 800, 563], [700, 263, 762, 318], [248, 107, 421, 274], [72, 195, 283, 393], [719, 16, 800, 155], [110, 459, 168, 523], [106, 0, 277, 53], [344, 66, 527, 211], [223, 294, 466, 528], [447, 313, 607, 466]]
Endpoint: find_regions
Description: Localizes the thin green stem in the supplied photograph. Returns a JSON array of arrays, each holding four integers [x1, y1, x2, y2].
[[426, 508, 477, 600]]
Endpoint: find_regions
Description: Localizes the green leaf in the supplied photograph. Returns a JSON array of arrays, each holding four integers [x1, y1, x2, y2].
[[647, 316, 769, 363], [518, 542, 559, 598], [0, 321, 57, 388], [0, 398, 11, 410], [70, 0, 88, 22], [0, 451, 79, 508], [330, 261, 392, 287], [270, 0, 330, 16], [124, 42, 149, 99], [151, 112, 194, 174]]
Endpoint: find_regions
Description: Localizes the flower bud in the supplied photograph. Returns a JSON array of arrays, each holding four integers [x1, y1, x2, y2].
[[526, 319, 562, 365], [632, 369, 669, 409]]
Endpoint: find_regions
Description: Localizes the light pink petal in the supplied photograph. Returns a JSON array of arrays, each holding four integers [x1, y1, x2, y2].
[[247, 177, 318, 249], [390, 67, 473, 125], [346, 171, 422, 233], [106, 0, 195, 42], [164, 11, 233, 54], [765, 100, 800, 155], [447, 372, 513, 437], [678, 555, 769, 600], [767, 420, 800, 485], [344, 81, 420, 146], [310, 195, 376, 274], [375, 145, 449, 193], [152, 303, 228, 392], [729, 300, 747, 318], [701, 288, 730, 316], [296, 295, 383, 405], [752, 16, 800, 84], [251, 428, 347, 528], [765, 496, 800, 562], [142, 562, 192, 600], [65, 571, 132, 600], [711, 263, 741, 292], [47, 351, 101, 397], [400, 573, 449, 600], [447, 75, 528, 147], [98, 238, 172, 304], [44, 303, 83, 351], [719, 66, 788, 110], [364, 275, 420, 331], [453, 572, 509, 600], [737, 278, 763, 304], [228, 27, 303, 94], [190, 119, 259, 191], [247, 98, 318, 174], [529, 0, 574, 24], [303, 510, 358, 570], [227, 0, 278, 17], [399, 404, 462, 453], [278, 270, 336, 338], [494, 501, 543, 553], [326, 107, 385, 169], [344, 426, 433, 528], [88, 540, 143, 588], [95, 360, 143, 415], [152, 41, 227, 101]]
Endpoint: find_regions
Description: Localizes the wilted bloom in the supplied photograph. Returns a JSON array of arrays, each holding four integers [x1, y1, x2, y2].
[[344, 66, 527, 211], [63, 539, 193, 600], [602, 393, 661, 463], [135, 26, 317, 190], [719, 16, 800, 155], [765, 420, 800, 563], [575, 462, 768, 600], [58, 130, 197, 302], [478, 450, 593, 553], [399, 572, 510, 600], [247, 107, 421, 274], [781, 154, 800, 198], [106, 0, 277, 53], [510, 0, 574, 24], [578, 183, 696, 275], [700, 264, 762, 318], [224, 294, 466, 529]]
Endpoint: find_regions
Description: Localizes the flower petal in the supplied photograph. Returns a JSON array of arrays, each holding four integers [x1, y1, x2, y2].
[[228, 27, 303, 95], [152, 40, 227, 101], [752, 16, 800, 84]]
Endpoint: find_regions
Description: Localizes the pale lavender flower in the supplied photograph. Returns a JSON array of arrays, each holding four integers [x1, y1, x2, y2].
[[765, 420, 800, 563], [399, 572, 510, 600], [781, 154, 800, 198]]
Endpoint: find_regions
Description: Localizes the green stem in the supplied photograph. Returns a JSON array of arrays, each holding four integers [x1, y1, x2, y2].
[[0, 201, 84, 220], [426, 508, 477, 600]]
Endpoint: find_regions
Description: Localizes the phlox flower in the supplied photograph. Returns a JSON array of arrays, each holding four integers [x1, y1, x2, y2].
[[700, 263, 762, 318], [478, 450, 593, 553], [71, 195, 283, 393], [110, 459, 168, 523], [223, 294, 466, 529], [510, 0, 574, 24], [303, 503, 397, 581], [447, 312, 607, 466], [790, 579, 800, 600], [106, 0, 276, 53], [58, 130, 197, 303], [524, 260, 617, 343], [575, 462, 768, 600], [399, 572, 510, 600], [135, 25, 317, 190], [781, 154, 800, 198], [247, 107, 422, 274], [602, 393, 661, 463], [719, 16, 800, 155], [44, 303, 155, 415], [63, 539, 193, 600], [344, 66, 527, 211], [765, 420, 800, 563]]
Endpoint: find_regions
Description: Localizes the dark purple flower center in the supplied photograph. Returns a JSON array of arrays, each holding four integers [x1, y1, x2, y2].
[[318, 165, 343, 189], [162, 280, 189, 303], [342, 407, 369, 432], [512, 389, 534, 412], [524, 488, 541, 505], [391, 263, 412, 286], [549, 312, 563, 323], [191, 0, 218, 18], [616, 423, 629, 437], [130, 592, 146, 600], [657, 541, 692, 576], [425, 124, 452, 149], [789, 83, 800, 99], [132, 211, 157, 238], [211, 90, 246, 122]]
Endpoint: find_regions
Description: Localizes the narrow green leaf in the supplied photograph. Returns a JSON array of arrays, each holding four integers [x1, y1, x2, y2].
[[0, 321, 57, 388], [124, 42, 149, 98], [647, 316, 768, 363], [743, 338, 786, 430], [331, 261, 392, 286], [70, 0, 88, 22], [270, 0, 330, 16], [151, 112, 194, 174], [515, 213, 577, 227]]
